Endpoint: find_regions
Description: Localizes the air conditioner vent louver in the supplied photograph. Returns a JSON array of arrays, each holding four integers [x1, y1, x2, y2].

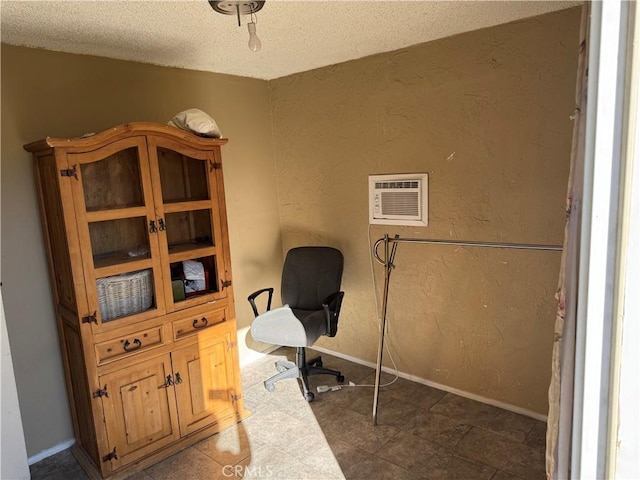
[[381, 192, 420, 216], [369, 174, 428, 226], [375, 181, 420, 189]]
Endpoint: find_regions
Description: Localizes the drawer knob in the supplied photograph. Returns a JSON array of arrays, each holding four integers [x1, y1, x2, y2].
[[123, 338, 142, 352], [192, 317, 208, 329]]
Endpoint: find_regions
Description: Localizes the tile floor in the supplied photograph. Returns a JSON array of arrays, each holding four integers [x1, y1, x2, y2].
[[30, 348, 546, 480]]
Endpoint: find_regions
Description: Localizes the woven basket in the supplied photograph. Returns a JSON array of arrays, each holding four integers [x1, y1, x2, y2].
[[97, 269, 153, 321]]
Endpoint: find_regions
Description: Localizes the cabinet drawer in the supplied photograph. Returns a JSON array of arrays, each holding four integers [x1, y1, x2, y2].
[[172, 307, 227, 341], [95, 325, 164, 365]]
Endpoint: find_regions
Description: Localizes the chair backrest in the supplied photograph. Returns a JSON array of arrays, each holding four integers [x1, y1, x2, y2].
[[281, 246, 343, 311]]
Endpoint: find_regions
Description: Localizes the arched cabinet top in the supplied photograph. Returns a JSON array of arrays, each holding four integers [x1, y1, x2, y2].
[[24, 122, 228, 153]]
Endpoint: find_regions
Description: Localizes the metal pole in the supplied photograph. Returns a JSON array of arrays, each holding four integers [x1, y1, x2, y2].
[[372, 234, 392, 425], [389, 237, 562, 251]]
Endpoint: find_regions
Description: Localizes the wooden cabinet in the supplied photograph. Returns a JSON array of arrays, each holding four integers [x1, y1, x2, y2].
[[25, 123, 247, 479]]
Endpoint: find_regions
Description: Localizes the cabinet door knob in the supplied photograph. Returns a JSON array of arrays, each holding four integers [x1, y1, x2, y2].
[[149, 220, 157, 233], [158, 218, 166, 231]]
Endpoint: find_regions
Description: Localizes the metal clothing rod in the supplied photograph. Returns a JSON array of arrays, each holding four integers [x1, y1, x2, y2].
[[371, 234, 563, 425], [373, 238, 562, 266]]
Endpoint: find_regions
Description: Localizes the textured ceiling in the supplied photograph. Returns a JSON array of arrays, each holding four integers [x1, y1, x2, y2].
[[1, 1, 578, 80]]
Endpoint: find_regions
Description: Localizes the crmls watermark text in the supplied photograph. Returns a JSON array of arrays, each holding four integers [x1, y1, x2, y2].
[[222, 465, 274, 478]]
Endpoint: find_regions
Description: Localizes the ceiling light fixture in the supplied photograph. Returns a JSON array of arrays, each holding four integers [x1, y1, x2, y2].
[[208, 1, 265, 52]]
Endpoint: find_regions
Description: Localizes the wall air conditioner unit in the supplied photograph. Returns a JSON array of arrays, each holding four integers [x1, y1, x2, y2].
[[369, 173, 428, 226]]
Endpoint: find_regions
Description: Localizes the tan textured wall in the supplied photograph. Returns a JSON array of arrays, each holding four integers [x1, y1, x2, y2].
[[0, 45, 281, 456], [269, 7, 580, 415]]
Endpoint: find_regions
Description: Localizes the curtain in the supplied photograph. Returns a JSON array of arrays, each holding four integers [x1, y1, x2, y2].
[[546, 3, 590, 479]]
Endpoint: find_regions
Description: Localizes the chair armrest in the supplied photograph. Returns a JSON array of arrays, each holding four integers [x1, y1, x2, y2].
[[322, 291, 344, 337], [247, 288, 274, 318]]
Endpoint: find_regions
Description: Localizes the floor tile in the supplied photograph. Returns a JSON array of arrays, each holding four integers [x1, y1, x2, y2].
[[145, 446, 226, 480], [403, 409, 472, 448], [273, 396, 322, 422], [327, 437, 414, 480], [194, 421, 259, 466], [29, 449, 89, 480], [455, 427, 545, 480], [243, 379, 301, 408], [524, 421, 547, 449], [240, 405, 333, 464], [308, 387, 361, 425], [126, 471, 155, 480], [298, 438, 346, 479], [240, 408, 309, 446], [430, 393, 537, 442], [317, 404, 398, 454], [347, 387, 421, 429], [376, 430, 496, 479], [238, 443, 341, 479], [307, 379, 416, 430], [492, 470, 525, 480]]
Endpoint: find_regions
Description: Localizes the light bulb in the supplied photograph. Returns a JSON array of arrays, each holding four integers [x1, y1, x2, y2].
[[247, 22, 261, 52]]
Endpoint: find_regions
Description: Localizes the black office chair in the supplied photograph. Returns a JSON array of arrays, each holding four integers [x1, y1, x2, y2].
[[248, 246, 345, 401]]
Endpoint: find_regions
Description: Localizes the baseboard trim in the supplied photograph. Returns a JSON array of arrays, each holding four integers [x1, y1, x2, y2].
[[28, 438, 76, 465], [310, 345, 548, 423]]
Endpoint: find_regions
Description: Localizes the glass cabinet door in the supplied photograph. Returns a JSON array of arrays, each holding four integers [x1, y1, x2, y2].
[[147, 136, 230, 312], [69, 136, 166, 329]]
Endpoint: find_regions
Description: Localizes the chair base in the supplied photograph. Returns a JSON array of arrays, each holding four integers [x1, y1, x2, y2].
[[264, 347, 344, 401]]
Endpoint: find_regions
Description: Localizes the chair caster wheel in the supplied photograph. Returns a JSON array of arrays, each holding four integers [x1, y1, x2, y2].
[[337, 375, 345, 383], [276, 365, 287, 373], [265, 382, 275, 392], [305, 391, 315, 402]]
